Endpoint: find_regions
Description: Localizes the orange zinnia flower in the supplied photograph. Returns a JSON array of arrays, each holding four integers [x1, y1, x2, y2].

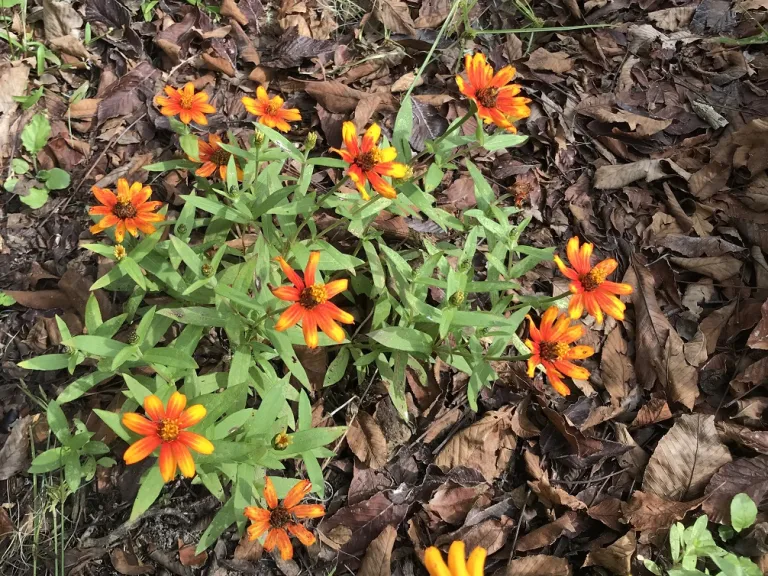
[[425, 541, 487, 576], [154, 82, 216, 125], [89, 178, 165, 243], [244, 476, 325, 560], [456, 53, 531, 133], [331, 122, 408, 200], [271, 251, 354, 348], [122, 392, 214, 482], [242, 87, 301, 133], [190, 134, 243, 181], [525, 306, 595, 396], [554, 237, 634, 323]]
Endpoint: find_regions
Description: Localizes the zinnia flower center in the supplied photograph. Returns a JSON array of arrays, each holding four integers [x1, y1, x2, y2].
[[476, 87, 499, 108], [113, 200, 138, 219], [211, 148, 231, 166], [157, 419, 181, 442], [179, 93, 195, 109], [580, 269, 607, 292], [356, 151, 379, 172], [265, 100, 281, 115], [539, 341, 569, 361], [299, 285, 327, 309], [270, 506, 291, 528]]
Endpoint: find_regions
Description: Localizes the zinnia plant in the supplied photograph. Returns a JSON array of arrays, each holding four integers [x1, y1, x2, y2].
[[89, 178, 165, 243], [242, 87, 301, 133], [554, 236, 634, 323], [331, 122, 408, 199], [525, 306, 595, 396], [244, 476, 325, 560], [271, 251, 355, 348], [425, 541, 487, 576], [154, 82, 216, 125], [122, 392, 214, 482]]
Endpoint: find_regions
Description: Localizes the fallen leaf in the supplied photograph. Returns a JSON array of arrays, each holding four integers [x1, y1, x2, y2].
[[434, 408, 516, 482], [68, 98, 101, 119], [682, 280, 716, 318], [588, 497, 624, 531], [358, 525, 397, 576], [0, 507, 14, 542], [516, 511, 584, 551], [615, 423, 650, 479], [593, 160, 666, 189], [669, 256, 742, 281], [526, 48, 574, 73], [347, 411, 388, 470], [657, 235, 745, 258], [221, 0, 249, 26], [648, 6, 696, 30], [429, 482, 489, 524], [643, 414, 732, 501], [699, 300, 737, 355], [600, 327, 633, 403], [584, 531, 635, 575], [391, 71, 423, 93], [506, 554, 572, 576], [684, 331, 707, 368], [630, 398, 673, 428], [2, 290, 71, 310], [510, 395, 541, 439], [529, 476, 587, 511], [320, 491, 409, 557], [577, 95, 671, 136], [110, 549, 154, 575], [734, 397, 768, 427], [542, 407, 627, 461], [178, 541, 207, 567], [202, 52, 236, 77], [305, 80, 392, 114], [49, 35, 93, 60], [43, 0, 83, 39], [625, 256, 699, 409], [718, 422, 768, 455], [411, 99, 448, 153], [97, 62, 160, 125], [0, 416, 33, 481], [373, 0, 417, 35], [703, 455, 768, 524], [441, 177, 477, 211], [234, 533, 262, 561], [436, 517, 512, 555], [85, 0, 143, 56], [414, 0, 452, 28], [623, 491, 703, 535], [747, 298, 768, 350]]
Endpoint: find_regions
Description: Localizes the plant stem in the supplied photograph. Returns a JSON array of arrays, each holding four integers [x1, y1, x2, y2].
[[314, 196, 380, 241], [434, 346, 531, 362], [476, 23, 615, 34], [287, 176, 349, 249]]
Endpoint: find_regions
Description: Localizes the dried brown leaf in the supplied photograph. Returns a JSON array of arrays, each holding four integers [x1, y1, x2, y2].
[[593, 160, 665, 189], [622, 491, 703, 533], [657, 235, 745, 258], [669, 256, 742, 282], [68, 98, 101, 119], [0, 415, 33, 481], [529, 477, 587, 511], [577, 96, 671, 136], [414, 0, 452, 28], [110, 549, 154, 575], [648, 6, 696, 30], [373, 0, 417, 34], [615, 422, 650, 479], [3, 290, 71, 310], [347, 411, 388, 470], [583, 531, 636, 575], [747, 299, 768, 350], [428, 482, 488, 524], [391, 71, 423, 93], [178, 541, 207, 567], [643, 414, 732, 501], [600, 327, 633, 402], [506, 554, 572, 576], [516, 511, 584, 551], [700, 300, 737, 355], [703, 455, 768, 524], [526, 48, 574, 73], [305, 80, 383, 114], [43, 0, 83, 39], [221, 0, 249, 26], [436, 518, 512, 555], [588, 497, 624, 531], [358, 525, 397, 576], [434, 409, 516, 482], [718, 422, 768, 455], [441, 177, 477, 211], [630, 398, 673, 428], [510, 395, 541, 439], [234, 534, 263, 561]]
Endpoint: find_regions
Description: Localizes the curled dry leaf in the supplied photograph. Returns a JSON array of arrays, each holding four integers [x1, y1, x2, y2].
[[648, 6, 696, 30], [234, 533, 263, 561], [600, 327, 633, 403], [347, 411, 388, 470], [526, 48, 574, 73], [669, 256, 742, 282], [510, 395, 541, 439], [436, 517, 512, 556], [747, 298, 768, 350], [614, 422, 650, 479], [625, 256, 699, 409], [718, 421, 768, 455], [699, 300, 737, 355], [703, 455, 768, 524], [428, 482, 489, 524], [0, 415, 34, 481], [588, 497, 624, 531], [434, 408, 516, 482], [305, 80, 393, 114], [593, 159, 666, 190], [528, 476, 587, 511], [357, 525, 397, 576], [657, 235, 745, 258], [506, 554, 572, 576], [221, 0, 249, 26], [630, 398, 673, 428], [110, 549, 154, 575], [576, 95, 671, 136], [373, 0, 417, 35], [516, 511, 585, 552], [583, 531, 636, 575], [622, 490, 703, 533], [642, 414, 732, 501]]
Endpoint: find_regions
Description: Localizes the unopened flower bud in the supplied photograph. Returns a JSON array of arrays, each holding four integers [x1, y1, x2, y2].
[[176, 223, 188, 235], [272, 432, 291, 451], [127, 328, 139, 345], [304, 131, 318, 151], [449, 290, 465, 307], [253, 130, 265, 146], [114, 244, 127, 262], [201, 263, 213, 277]]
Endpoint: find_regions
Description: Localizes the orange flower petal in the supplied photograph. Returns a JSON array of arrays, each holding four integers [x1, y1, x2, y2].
[[565, 345, 594, 360], [341, 121, 359, 156], [271, 286, 301, 301], [171, 441, 196, 478], [123, 435, 161, 464], [165, 391, 186, 420], [565, 237, 585, 274], [323, 279, 348, 299], [314, 309, 345, 343], [287, 523, 316, 546], [553, 359, 590, 381], [546, 367, 570, 396], [143, 394, 165, 421], [592, 258, 618, 278], [366, 171, 397, 199], [467, 547, 487, 576], [90, 214, 119, 235], [526, 315, 541, 343], [92, 186, 117, 208], [490, 65, 516, 88], [266, 528, 293, 560], [247, 520, 271, 541], [602, 281, 633, 295], [264, 476, 278, 509], [539, 306, 559, 339], [290, 504, 325, 519], [594, 291, 626, 321], [178, 405, 206, 429], [122, 413, 158, 436], [373, 161, 408, 178], [124, 218, 139, 238], [196, 162, 218, 177], [347, 165, 369, 199], [244, 506, 271, 522], [177, 431, 214, 454], [560, 323, 584, 344], [360, 124, 380, 153], [89, 205, 112, 215], [321, 301, 354, 324], [303, 252, 320, 287], [275, 303, 304, 332], [554, 255, 579, 280], [331, 147, 355, 164], [158, 443, 177, 482], [584, 293, 603, 324], [284, 479, 312, 509], [276, 257, 305, 290], [302, 314, 319, 348], [568, 293, 584, 320]]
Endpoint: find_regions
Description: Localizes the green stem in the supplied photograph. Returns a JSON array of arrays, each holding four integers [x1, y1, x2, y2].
[[434, 346, 531, 362], [476, 23, 615, 34], [287, 176, 349, 249], [314, 196, 380, 241]]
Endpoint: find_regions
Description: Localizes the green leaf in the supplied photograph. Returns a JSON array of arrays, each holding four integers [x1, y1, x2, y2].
[[93, 408, 132, 443], [20, 187, 49, 209], [257, 123, 304, 162], [46, 400, 71, 444], [29, 448, 65, 473], [12, 158, 29, 174], [84, 293, 103, 335], [64, 451, 82, 492], [324, 347, 350, 387], [158, 307, 230, 327], [130, 466, 165, 521], [21, 113, 51, 155], [267, 329, 310, 389], [39, 168, 71, 190], [196, 497, 236, 554], [58, 371, 114, 403], [143, 159, 198, 172], [0, 292, 16, 306], [169, 235, 202, 275], [481, 133, 528, 152], [363, 241, 386, 290], [731, 493, 757, 532], [14, 86, 43, 109], [369, 327, 432, 354], [68, 335, 128, 358], [119, 257, 148, 290], [122, 373, 153, 406], [143, 347, 198, 369], [18, 354, 71, 371], [465, 159, 494, 211], [393, 95, 413, 162], [179, 133, 200, 161], [281, 427, 346, 455]]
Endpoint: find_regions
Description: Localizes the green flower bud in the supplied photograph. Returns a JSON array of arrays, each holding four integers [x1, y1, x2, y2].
[[114, 244, 127, 262], [201, 263, 214, 277], [272, 432, 291, 451], [305, 131, 318, 152], [127, 329, 139, 345], [449, 290, 465, 307], [176, 223, 188, 235], [253, 130, 265, 146]]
